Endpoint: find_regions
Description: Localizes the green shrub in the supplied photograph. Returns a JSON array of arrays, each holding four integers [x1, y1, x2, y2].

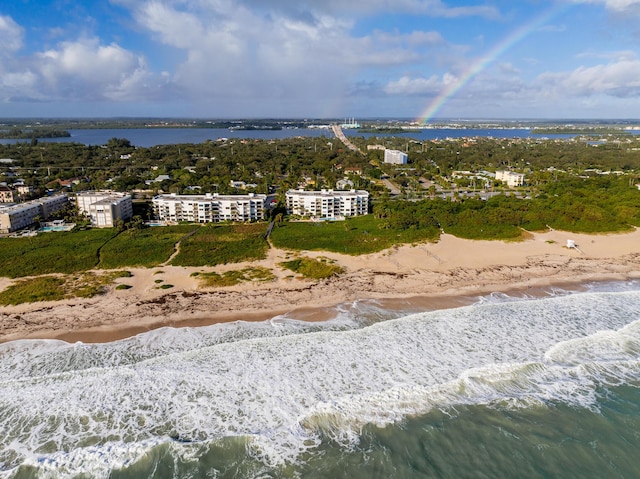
[[0, 277, 66, 305], [0, 271, 127, 305], [196, 267, 275, 287], [279, 257, 344, 280]]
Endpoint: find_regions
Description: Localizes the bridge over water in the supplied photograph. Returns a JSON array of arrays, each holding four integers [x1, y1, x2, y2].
[[331, 124, 364, 154]]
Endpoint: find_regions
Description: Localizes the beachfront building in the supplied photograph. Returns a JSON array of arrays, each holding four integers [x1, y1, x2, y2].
[[495, 170, 525, 187], [0, 194, 69, 233], [76, 191, 133, 228], [384, 149, 408, 165], [285, 189, 369, 219], [152, 193, 267, 223]]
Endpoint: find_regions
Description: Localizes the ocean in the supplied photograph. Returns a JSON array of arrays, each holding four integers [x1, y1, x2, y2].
[[1, 281, 639, 478]]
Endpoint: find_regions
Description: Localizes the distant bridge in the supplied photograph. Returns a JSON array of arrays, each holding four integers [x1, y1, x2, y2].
[[331, 124, 364, 155]]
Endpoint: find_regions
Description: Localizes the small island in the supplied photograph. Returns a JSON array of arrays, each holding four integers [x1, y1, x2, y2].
[[0, 128, 71, 139]]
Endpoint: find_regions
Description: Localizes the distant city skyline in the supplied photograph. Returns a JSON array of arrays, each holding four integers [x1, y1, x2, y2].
[[2, 1, 640, 120]]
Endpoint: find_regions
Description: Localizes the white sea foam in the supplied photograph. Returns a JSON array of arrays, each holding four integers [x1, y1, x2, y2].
[[1, 288, 639, 476]]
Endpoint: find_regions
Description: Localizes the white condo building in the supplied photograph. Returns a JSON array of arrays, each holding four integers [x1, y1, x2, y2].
[[285, 189, 369, 219], [495, 170, 525, 187], [152, 193, 267, 223], [384, 149, 408, 165], [76, 191, 133, 228], [0, 194, 68, 233]]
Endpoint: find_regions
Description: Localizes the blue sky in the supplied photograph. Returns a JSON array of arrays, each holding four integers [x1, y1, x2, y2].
[[2, 0, 640, 120]]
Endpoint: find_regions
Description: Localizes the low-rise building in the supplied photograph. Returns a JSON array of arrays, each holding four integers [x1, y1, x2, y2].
[[16, 185, 34, 197], [0, 186, 16, 203], [145, 174, 172, 186], [0, 194, 68, 233], [495, 170, 525, 187], [152, 193, 267, 223], [285, 189, 369, 218], [76, 191, 133, 228], [384, 149, 408, 165], [336, 178, 355, 190]]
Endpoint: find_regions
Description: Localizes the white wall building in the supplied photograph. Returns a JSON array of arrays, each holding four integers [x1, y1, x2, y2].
[[76, 191, 133, 228], [0, 194, 68, 233], [384, 149, 408, 165], [152, 193, 267, 223], [495, 170, 525, 187], [285, 189, 369, 218], [0, 186, 16, 203]]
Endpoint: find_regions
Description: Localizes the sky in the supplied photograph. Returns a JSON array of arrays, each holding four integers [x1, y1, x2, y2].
[[2, 0, 640, 120]]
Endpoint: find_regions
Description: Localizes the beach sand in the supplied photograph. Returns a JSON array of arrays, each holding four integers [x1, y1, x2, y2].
[[1, 228, 639, 344]]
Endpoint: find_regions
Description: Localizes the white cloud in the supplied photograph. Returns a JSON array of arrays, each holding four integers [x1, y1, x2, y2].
[[382, 53, 640, 118], [0, 27, 165, 104], [371, 30, 444, 47], [0, 15, 24, 55], [122, 0, 462, 112], [538, 57, 640, 97], [202, 0, 501, 18], [384, 75, 443, 95], [576, 49, 637, 61], [34, 38, 156, 101], [569, 0, 640, 12], [0, 0, 504, 115]]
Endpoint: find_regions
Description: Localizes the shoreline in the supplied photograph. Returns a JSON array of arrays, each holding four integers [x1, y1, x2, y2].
[[1, 229, 639, 344]]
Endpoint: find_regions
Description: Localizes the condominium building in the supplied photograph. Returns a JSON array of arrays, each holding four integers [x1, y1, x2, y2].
[[285, 189, 369, 218], [152, 193, 267, 223], [0, 194, 69, 233], [76, 191, 133, 228], [384, 149, 408, 165], [495, 170, 525, 187]]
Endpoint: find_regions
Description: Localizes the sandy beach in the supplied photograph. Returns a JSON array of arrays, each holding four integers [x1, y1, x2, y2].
[[1, 228, 639, 344]]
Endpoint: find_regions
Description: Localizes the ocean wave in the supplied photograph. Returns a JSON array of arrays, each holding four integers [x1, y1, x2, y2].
[[1, 288, 639, 476]]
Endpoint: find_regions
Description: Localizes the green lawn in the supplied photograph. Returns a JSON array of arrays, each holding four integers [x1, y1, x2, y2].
[[98, 225, 198, 268], [270, 215, 439, 255], [0, 229, 116, 278], [171, 223, 270, 266]]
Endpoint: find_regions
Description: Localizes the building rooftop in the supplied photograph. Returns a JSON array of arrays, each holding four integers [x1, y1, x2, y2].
[[155, 193, 266, 201], [287, 189, 369, 197]]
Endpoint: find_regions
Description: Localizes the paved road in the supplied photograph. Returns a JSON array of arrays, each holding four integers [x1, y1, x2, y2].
[[331, 124, 363, 154]]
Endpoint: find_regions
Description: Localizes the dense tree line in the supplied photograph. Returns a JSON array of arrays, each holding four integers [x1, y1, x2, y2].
[[0, 136, 369, 195], [374, 176, 640, 238], [0, 135, 640, 230], [0, 128, 70, 139]]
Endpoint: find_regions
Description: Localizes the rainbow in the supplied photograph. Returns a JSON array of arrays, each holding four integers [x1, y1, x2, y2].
[[417, 4, 570, 124]]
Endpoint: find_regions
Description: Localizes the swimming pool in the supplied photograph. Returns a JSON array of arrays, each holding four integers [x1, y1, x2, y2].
[[38, 223, 75, 232]]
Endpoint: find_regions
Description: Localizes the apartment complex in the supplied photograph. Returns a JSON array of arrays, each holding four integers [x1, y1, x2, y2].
[[384, 149, 408, 165], [285, 189, 369, 219], [495, 170, 525, 187], [152, 193, 267, 223], [0, 194, 68, 233], [76, 191, 133, 228]]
